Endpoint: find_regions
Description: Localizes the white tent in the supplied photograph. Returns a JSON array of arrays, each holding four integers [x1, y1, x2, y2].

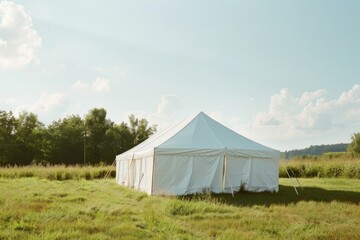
[[115, 112, 280, 195]]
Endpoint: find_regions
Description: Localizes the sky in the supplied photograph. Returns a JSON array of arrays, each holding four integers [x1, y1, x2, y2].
[[0, 0, 359, 151]]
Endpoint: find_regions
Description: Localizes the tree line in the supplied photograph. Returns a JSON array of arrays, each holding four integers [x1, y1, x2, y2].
[[284, 143, 349, 159], [0, 108, 156, 166], [284, 134, 360, 159]]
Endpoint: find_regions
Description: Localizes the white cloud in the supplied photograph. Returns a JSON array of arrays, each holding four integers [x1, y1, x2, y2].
[[236, 84, 360, 150], [4, 97, 17, 105], [209, 111, 224, 123], [155, 94, 182, 116], [70, 78, 110, 92], [94, 64, 128, 81], [71, 80, 89, 89], [92, 78, 110, 92], [253, 88, 333, 132], [123, 94, 182, 129], [338, 84, 360, 104], [299, 89, 327, 106], [0, 39, 6, 47], [146, 94, 182, 128], [118, 69, 128, 80], [0, 1, 41, 69], [64, 78, 111, 118], [16, 92, 67, 114]]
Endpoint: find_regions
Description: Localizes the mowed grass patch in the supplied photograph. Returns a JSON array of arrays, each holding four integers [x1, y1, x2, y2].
[[0, 178, 359, 240]]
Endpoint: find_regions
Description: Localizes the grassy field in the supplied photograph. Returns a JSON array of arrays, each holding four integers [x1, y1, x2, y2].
[[0, 177, 359, 240], [1, 157, 359, 181], [0, 165, 116, 180], [280, 158, 360, 179]]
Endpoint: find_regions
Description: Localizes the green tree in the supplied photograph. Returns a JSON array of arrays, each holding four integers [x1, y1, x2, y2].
[[93, 114, 156, 164], [16, 112, 45, 165], [47, 115, 85, 165], [30, 126, 51, 165], [0, 111, 17, 165], [348, 132, 360, 156], [128, 114, 156, 145], [12, 112, 45, 165], [0, 108, 157, 166], [85, 108, 112, 164], [99, 123, 133, 164]]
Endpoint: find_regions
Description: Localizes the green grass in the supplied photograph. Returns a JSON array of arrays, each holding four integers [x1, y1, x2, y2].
[[0, 165, 116, 180], [0, 177, 359, 240], [280, 158, 360, 179], [1, 156, 359, 183]]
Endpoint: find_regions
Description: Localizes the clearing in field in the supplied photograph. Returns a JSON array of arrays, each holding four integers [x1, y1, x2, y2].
[[0, 178, 359, 240]]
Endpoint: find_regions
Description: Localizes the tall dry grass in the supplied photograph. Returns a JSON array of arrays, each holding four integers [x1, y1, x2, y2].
[[0, 165, 115, 180], [280, 155, 360, 179]]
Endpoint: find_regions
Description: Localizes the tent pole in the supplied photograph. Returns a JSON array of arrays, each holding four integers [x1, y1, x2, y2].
[[138, 173, 145, 190], [285, 168, 299, 195], [151, 149, 155, 195], [229, 175, 234, 198], [222, 150, 228, 193], [104, 159, 116, 179], [121, 153, 135, 187], [289, 168, 304, 190], [222, 155, 225, 192]]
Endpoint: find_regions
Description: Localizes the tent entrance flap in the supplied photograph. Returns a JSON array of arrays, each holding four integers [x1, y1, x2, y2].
[[153, 154, 224, 195]]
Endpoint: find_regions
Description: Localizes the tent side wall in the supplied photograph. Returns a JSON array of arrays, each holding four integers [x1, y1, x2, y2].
[[152, 153, 224, 195], [247, 158, 279, 192], [224, 157, 278, 193], [116, 152, 154, 195], [151, 149, 279, 195]]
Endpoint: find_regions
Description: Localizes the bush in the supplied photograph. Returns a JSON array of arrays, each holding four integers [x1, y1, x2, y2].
[[348, 132, 360, 156], [325, 164, 345, 178], [304, 164, 324, 178], [322, 152, 349, 160]]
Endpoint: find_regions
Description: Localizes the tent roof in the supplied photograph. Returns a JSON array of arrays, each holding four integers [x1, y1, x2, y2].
[[117, 112, 279, 159]]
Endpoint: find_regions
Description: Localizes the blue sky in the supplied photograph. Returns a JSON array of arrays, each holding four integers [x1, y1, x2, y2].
[[0, 0, 359, 151]]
